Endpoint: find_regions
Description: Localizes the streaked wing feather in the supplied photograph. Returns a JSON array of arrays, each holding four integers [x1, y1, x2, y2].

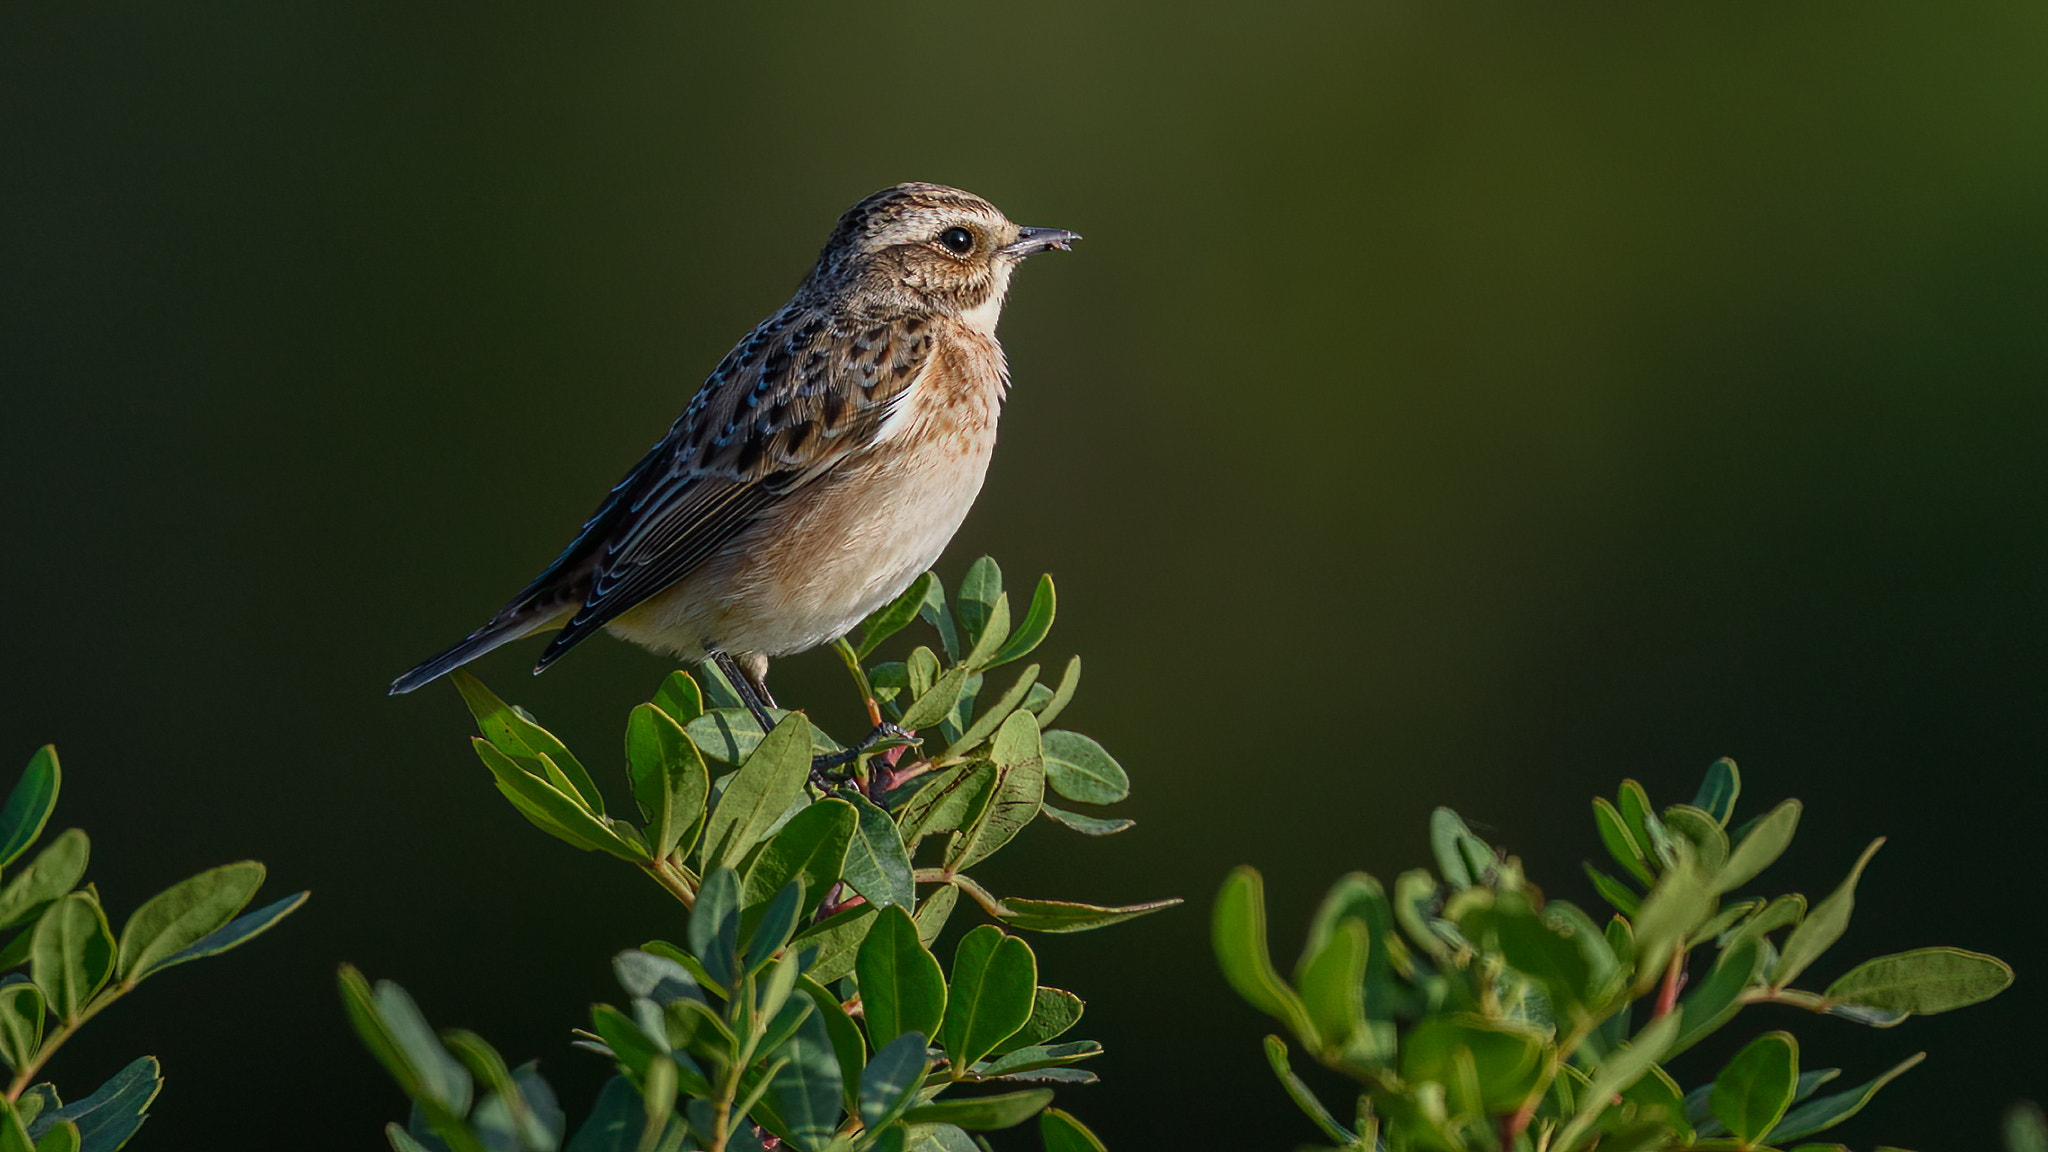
[[533, 302, 937, 668]]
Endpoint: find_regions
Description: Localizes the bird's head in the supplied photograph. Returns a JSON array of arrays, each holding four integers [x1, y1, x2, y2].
[[805, 182, 1078, 332]]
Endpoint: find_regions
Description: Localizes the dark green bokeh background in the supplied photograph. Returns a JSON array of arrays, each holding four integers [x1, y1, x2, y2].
[[7, 2, 2044, 1146]]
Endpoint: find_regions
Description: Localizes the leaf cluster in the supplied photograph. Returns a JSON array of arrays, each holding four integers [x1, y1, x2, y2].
[[348, 561, 1173, 1151], [1214, 758, 2012, 1152], [0, 747, 306, 1151]]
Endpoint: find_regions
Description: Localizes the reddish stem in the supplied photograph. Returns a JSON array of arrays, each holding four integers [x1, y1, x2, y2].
[[1655, 942, 1687, 1018]]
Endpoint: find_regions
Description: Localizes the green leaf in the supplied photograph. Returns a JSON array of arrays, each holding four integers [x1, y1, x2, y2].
[[899, 763, 997, 851], [985, 576, 1055, 669], [1038, 732, 1127, 805], [115, 860, 265, 983], [1718, 799, 1801, 893], [1213, 868, 1317, 1046], [485, 1064, 566, 1152], [626, 703, 709, 861], [994, 895, 1180, 933], [1617, 780, 1673, 870], [939, 926, 1036, 1071], [898, 667, 975, 732], [1038, 1108, 1107, 1152], [1490, 892, 1597, 1024], [902, 1089, 1052, 1131], [0, 1106, 27, 1152], [1773, 838, 1883, 989], [689, 868, 742, 990], [1629, 849, 1714, 995], [742, 881, 807, 975], [338, 968, 472, 1118], [683, 708, 843, 765], [1298, 873, 1402, 1067], [1553, 1011, 1681, 1152], [587, 1004, 664, 1080], [913, 885, 957, 948], [858, 906, 947, 1048], [1261, 1036, 1354, 1148], [955, 558, 1004, 652], [2005, 1102, 2048, 1152], [440, 1032, 553, 1152], [699, 714, 813, 872], [857, 1030, 929, 1131], [1037, 803, 1132, 836], [41, 1055, 160, 1152], [905, 645, 939, 705], [1619, 1062, 1692, 1140], [1821, 946, 2012, 1022], [1692, 758, 1741, 825], [1583, 864, 1640, 918], [613, 949, 705, 1007], [1768, 1052, 1924, 1142], [794, 974, 865, 1107], [339, 965, 426, 1101], [843, 793, 914, 912], [31, 893, 113, 1022], [0, 982, 43, 1074], [31, 1120, 78, 1152], [975, 1039, 1100, 1078], [1294, 918, 1367, 1060], [1594, 798, 1656, 886], [1711, 1031, 1799, 1143], [939, 664, 1040, 764], [1030, 656, 1081, 731], [1724, 893, 1805, 954], [788, 903, 878, 987], [961, 594, 1012, 671], [452, 672, 607, 816], [917, 579, 961, 664], [1402, 1016, 1548, 1115], [744, 799, 856, 917], [858, 572, 939, 659], [947, 717, 1045, 872], [1661, 805, 1729, 875], [147, 890, 307, 975], [1692, 898, 1762, 947], [471, 738, 624, 857], [651, 670, 704, 726], [1429, 807, 1494, 889], [989, 986, 1083, 1058], [1668, 941, 1764, 1061], [0, 749, 60, 872], [767, 1009, 842, 1150], [0, 829, 91, 931], [14, 1083, 54, 1129]]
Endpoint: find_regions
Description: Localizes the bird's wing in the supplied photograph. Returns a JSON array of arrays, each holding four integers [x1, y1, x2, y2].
[[532, 305, 941, 669]]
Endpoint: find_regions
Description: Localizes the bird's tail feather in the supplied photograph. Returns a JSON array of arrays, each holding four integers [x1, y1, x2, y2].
[[388, 604, 570, 695]]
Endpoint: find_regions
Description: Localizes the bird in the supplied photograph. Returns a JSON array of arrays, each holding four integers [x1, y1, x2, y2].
[[389, 181, 1078, 742]]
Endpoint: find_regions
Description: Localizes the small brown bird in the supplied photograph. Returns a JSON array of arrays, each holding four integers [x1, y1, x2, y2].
[[390, 182, 1077, 720]]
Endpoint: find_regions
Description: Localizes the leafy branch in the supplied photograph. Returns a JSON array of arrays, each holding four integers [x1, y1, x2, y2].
[[347, 558, 1173, 1151], [1215, 758, 2012, 1152], [0, 746, 305, 1152]]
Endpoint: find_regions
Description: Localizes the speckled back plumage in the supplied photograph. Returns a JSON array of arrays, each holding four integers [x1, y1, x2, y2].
[[389, 182, 1076, 695]]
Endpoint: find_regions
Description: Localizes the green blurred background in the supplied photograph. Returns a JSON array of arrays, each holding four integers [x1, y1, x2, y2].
[[7, 1, 2044, 1146]]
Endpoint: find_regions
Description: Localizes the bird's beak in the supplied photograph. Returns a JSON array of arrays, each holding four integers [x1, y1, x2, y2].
[[1002, 226, 1081, 257]]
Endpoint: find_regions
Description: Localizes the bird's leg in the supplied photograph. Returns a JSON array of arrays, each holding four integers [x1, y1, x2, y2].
[[810, 723, 920, 789], [712, 651, 778, 733], [712, 651, 917, 791]]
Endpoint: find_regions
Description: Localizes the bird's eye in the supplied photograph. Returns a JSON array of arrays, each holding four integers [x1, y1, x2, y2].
[[938, 226, 975, 255]]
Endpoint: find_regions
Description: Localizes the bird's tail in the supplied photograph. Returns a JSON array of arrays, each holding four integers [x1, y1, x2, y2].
[[388, 602, 572, 695]]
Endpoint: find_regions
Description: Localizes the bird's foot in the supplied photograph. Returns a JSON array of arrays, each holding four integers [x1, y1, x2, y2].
[[808, 723, 920, 791]]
